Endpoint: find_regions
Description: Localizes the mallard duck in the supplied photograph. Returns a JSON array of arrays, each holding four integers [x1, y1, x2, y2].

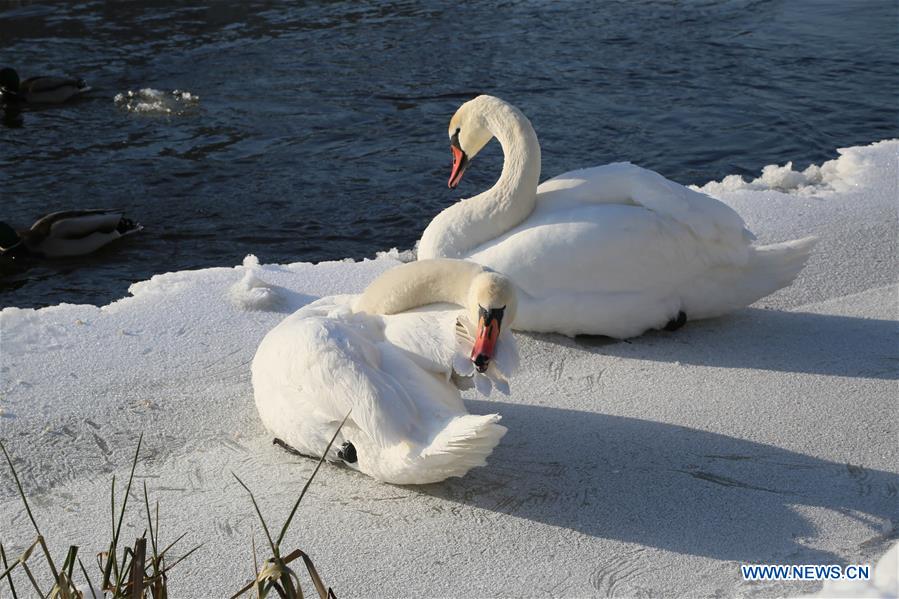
[[0, 67, 90, 104], [0, 210, 142, 258]]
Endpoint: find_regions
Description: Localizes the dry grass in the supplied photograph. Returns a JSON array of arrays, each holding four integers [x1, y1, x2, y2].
[[1, 418, 345, 599], [229, 414, 347, 599], [0, 434, 199, 598]]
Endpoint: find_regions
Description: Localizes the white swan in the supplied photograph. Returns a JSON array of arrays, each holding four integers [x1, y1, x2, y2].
[[252, 259, 519, 484], [418, 95, 817, 338]]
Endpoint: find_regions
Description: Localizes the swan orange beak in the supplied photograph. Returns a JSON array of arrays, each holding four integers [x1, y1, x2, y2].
[[471, 306, 504, 373], [449, 144, 468, 189]]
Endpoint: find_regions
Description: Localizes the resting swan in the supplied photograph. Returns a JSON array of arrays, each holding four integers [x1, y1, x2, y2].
[[252, 259, 518, 484], [418, 95, 817, 338]]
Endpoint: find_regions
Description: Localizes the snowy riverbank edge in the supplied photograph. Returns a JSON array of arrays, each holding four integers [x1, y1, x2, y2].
[[1, 140, 897, 597]]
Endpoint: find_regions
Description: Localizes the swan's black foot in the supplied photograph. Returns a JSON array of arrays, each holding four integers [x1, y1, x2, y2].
[[663, 311, 687, 332], [272, 437, 304, 456], [337, 441, 357, 464]]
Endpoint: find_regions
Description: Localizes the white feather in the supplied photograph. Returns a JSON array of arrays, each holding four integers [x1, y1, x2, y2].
[[418, 95, 816, 337], [252, 260, 519, 484]]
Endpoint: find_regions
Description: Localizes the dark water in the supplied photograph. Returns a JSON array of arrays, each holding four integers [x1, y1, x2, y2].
[[1, 0, 896, 308]]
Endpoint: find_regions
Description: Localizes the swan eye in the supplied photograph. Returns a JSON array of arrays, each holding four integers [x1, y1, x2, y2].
[[451, 128, 462, 149]]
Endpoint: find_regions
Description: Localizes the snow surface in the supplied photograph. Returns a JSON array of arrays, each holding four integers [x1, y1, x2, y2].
[[1, 140, 897, 598], [228, 254, 285, 311], [804, 541, 898, 598]]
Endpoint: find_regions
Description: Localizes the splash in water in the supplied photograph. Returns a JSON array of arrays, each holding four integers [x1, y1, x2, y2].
[[114, 88, 199, 115]]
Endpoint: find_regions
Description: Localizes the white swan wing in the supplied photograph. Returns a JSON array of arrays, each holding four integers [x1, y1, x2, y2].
[[378, 304, 460, 379], [379, 303, 520, 399], [254, 306, 432, 449], [537, 162, 754, 264], [259, 295, 478, 441], [313, 296, 496, 394], [492, 330, 519, 379], [470, 203, 704, 295]]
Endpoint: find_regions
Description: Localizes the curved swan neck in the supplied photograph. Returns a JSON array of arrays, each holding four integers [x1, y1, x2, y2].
[[419, 97, 541, 259], [355, 259, 486, 315], [487, 100, 542, 212]]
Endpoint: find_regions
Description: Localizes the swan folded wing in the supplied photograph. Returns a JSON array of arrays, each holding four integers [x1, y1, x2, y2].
[[452, 318, 477, 378], [296, 294, 358, 320], [295, 317, 423, 449], [380, 306, 460, 380], [537, 162, 754, 264]]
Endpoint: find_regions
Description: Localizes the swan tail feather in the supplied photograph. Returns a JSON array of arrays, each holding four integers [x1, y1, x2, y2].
[[414, 414, 507, 482], [682, 236, 818, 318]]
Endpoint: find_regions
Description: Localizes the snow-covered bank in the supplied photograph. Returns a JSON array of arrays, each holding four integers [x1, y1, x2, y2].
[[1, 141, 897, 597]]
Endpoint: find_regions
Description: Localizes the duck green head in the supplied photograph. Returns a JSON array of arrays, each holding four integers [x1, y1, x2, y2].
[[0, 68, 20, 94], [0, 222, 22, 252]]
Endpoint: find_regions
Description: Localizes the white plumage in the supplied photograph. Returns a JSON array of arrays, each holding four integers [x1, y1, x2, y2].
[[419, 95, 817, 337], [252, 260, 518, 484]]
